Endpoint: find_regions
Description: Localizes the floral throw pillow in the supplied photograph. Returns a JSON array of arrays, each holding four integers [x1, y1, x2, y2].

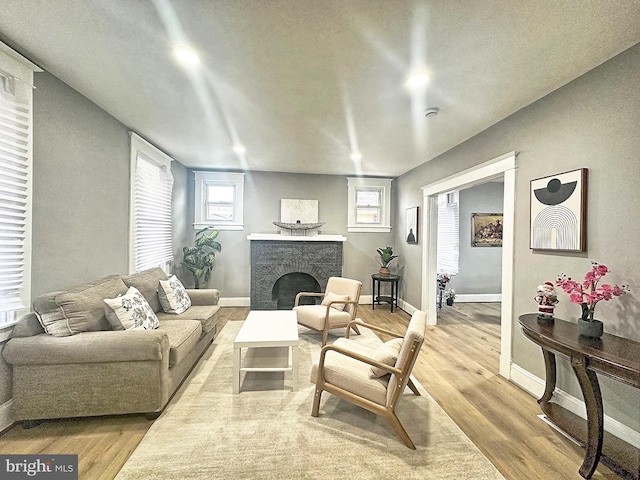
[[158, 275, 192, 314], [103, 286, 160, 331]]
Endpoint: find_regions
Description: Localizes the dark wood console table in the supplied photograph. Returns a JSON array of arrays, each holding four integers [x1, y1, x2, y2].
[[519, 314, 640, 480]]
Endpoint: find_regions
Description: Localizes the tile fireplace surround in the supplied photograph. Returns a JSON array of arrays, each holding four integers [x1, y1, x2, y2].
[[248, 234, 347, 310]]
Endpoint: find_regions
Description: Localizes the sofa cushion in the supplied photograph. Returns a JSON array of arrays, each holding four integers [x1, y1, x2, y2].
[[122, 267, 168, 313], [34, 276, 128, 337], [159, 319, 202, 368], [158, 275, 191, 314], [156, 305, 220, 334], [104, 286, 160, 331], [10, 312, 45, 338]]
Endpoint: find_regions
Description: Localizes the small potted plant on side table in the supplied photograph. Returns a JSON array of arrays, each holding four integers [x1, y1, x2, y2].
[[376, 246, 398, 277]]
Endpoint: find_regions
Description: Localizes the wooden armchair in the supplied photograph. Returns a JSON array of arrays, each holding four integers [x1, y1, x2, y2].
[[294, 277, 362, 345], [310, 310, 427, 449]]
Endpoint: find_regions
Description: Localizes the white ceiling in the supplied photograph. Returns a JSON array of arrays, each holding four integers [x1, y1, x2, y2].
[[1, 1, 640, 177]]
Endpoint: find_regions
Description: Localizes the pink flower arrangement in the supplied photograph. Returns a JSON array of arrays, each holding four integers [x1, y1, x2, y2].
[[556, 262, 629, 322]]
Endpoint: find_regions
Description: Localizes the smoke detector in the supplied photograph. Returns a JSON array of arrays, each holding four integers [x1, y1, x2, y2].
[[424, 107, 439, 118]]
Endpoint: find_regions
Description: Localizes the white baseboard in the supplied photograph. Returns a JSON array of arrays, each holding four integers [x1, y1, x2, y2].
[[455, 293, 502, 303], [510, 363, 640, 449], [218, 297, 250, 307], [0, 400, 12, 432]]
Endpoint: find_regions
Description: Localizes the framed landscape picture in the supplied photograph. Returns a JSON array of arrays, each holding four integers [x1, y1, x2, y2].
[[406, 206, 418, 244], [530, 168, 587, 252], [471, 213, 503, 247]]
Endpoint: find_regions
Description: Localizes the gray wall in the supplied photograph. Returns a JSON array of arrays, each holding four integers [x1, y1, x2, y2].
[[453, 182, 503, 295], [32, 71, 130, 297], [178, 170, 395, 297], [395, 43, 640, 430]]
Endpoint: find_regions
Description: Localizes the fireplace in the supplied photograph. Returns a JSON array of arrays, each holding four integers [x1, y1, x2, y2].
[[248, 235, 346, 310]]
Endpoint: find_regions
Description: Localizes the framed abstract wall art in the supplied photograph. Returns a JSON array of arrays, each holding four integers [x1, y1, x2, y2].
[[471, 213, 503, 247], [406, 206, 418, 244], [530, 168, 588, 252]]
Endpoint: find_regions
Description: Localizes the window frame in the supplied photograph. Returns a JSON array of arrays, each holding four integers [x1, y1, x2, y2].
[[0, 42, 40, 328], [193, 171, 245, 231], [347, 177, 392, 233], [129, 133, 174, 274]]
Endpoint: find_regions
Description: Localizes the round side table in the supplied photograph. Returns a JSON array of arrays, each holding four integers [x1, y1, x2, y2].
[[371, 273, 401, 313]]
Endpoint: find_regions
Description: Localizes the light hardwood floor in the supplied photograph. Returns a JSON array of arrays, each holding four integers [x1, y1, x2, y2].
[[0, 304, 619, 479]]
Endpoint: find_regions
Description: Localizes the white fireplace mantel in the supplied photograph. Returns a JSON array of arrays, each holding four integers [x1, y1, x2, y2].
[[247, 233, 347, 242]]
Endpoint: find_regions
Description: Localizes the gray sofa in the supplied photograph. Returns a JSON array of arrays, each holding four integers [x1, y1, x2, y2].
[[3, 267, 220, 424]]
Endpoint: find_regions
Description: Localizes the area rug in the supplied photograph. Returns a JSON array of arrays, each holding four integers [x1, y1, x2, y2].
[[116, 321, 505, 480]]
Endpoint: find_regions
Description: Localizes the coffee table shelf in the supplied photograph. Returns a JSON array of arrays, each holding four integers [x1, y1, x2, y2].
[[241, 346, 291, 371]]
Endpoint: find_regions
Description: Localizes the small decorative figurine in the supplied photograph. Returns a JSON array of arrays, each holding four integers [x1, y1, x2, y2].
[[535, 282, 559, 321]]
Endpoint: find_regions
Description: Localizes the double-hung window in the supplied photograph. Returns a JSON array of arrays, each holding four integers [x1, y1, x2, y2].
[[347, 177, 392, 233], [0, 43, 40, 326], [436, 191, 459, 275], [129, 133, 174, 273], [194, 171, 244, 230]]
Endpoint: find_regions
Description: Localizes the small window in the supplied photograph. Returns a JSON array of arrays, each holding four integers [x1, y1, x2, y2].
[[194, 172, 244, 230], [347, 178, 392, 233]]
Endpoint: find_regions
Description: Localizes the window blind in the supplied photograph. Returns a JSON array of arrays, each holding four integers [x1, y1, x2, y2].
[[133, 152, 174, 272], [437, 191, 459, 275], [0, 93, 30, 316]]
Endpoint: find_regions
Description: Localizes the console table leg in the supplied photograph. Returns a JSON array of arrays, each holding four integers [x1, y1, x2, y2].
[[571, 354, 604, 479], [539, 348, 557, 408]]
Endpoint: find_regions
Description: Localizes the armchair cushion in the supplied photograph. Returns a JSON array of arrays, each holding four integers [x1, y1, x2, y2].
[[310, 337, 389, 405], [321, 292, 349, 311], [294, 305, 351, 331], [369, 338, 403, 378]]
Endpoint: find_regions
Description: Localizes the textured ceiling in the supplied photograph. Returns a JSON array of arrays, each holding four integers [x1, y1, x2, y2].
[[1, 0, 640, 176]]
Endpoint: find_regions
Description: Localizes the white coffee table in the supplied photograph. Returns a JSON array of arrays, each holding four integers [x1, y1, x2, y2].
[[232, 310, 299, 394]]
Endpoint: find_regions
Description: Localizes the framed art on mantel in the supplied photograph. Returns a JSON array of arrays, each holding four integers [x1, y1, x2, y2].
[[406, 206, 418, 244], [530, 168, 587, 252]]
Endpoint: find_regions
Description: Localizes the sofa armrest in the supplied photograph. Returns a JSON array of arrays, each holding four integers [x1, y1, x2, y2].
[[3, 329, 169, 366], [186, 289, 220, 306]]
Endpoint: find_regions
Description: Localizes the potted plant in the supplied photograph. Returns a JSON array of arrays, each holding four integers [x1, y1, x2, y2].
[[182, 228, 222, 288], [444, 288, 456, 306], [376, 246, 398, 276], [556, 261, 629, 338]]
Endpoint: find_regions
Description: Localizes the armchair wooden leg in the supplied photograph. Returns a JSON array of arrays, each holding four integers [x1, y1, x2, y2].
[[351, 324, 361, 336], [322, 330, 328, 346], [384, 411, 416, 450], [407, 378, 421, 396], [312, 387, 323, 417]]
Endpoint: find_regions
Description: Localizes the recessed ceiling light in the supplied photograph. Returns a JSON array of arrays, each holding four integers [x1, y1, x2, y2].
[[424, 107, 439, 117], [232, 144, 246, 155], [350, 151, 362, 161], [405, 71, 430, 89], [173, 46, 200, 66]]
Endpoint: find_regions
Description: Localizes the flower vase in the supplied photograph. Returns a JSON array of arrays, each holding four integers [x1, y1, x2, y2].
[[446, 298, 454, 306], [577, 318, 603, 338], [379, 267, 390, 277]]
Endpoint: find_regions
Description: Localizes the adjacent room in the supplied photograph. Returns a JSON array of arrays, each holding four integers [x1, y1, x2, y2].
[[0, 2, 638, 479]]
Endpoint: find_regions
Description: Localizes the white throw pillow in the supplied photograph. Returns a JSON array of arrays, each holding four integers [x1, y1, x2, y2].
[[369, 338, 403, 378], [158, 275, 191, 314], [321, 292, 350, 311], [103, 286, 159, 331]]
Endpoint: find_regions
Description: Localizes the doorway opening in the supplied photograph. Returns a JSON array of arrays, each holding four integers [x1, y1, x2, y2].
[[421, 151, 516, 379]]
